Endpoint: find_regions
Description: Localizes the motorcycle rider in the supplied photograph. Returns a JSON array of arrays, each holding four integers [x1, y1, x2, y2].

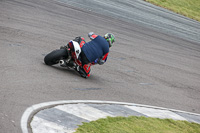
[[74, 32, 115, 78]]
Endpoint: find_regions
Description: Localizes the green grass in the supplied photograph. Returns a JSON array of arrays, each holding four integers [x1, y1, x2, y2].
[[145, 0, 200, 22], [75, 116, 200, 133]]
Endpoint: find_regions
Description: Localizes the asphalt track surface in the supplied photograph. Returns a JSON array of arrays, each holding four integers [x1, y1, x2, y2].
[[0, 0, 200, 132]]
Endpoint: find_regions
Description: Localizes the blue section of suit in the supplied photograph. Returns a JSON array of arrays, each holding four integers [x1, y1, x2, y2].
[[81, 35, 109, 62]]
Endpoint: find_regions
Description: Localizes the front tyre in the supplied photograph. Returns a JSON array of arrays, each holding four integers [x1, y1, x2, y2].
[[44, 49, 68, 65]]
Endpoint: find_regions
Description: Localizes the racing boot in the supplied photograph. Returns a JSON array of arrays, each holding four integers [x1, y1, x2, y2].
[[75, 66, 90, 78]]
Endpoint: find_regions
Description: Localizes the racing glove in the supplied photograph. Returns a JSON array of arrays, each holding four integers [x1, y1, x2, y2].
[[88, 32, 94, 40]]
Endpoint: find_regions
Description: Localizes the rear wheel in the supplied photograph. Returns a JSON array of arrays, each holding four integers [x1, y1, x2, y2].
[[44, 49, 68, 65]]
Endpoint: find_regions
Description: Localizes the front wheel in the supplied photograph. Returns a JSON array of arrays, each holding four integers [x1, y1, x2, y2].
[[44, 49, 68, 65]]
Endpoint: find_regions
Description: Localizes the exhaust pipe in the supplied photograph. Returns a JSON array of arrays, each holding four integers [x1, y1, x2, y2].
[[59, 60, 66, 67]]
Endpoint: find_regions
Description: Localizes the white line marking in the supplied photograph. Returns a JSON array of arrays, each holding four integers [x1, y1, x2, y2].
[[125, 105, 187, 120], [31, 116, 74, 133], [55, 104, 113, 121]]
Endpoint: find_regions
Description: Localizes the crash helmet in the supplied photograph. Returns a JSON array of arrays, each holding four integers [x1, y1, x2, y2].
[[104, 33, 115, 47]]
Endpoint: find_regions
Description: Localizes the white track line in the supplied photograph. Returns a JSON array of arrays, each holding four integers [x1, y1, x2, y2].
[[55, 104, 113, 121], [31, 116, 74, 133], [125, 105, 186, 120]]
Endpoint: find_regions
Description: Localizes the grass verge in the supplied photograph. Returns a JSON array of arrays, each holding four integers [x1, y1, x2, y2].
[[145, 0, 200, 22], [75, 116, 200, 133]]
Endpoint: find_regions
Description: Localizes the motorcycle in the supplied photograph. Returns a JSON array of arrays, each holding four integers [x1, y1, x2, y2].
[[44, 37, 91, 78]]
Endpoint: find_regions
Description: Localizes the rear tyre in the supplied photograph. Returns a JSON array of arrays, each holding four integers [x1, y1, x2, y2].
[[44, 49, 68, 65]]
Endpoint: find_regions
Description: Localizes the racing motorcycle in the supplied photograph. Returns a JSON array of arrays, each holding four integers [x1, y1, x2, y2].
[[44, 37, 91, 78]]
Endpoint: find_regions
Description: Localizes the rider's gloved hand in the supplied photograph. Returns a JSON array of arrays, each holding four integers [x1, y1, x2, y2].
[[88, 32, 94, 40]]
